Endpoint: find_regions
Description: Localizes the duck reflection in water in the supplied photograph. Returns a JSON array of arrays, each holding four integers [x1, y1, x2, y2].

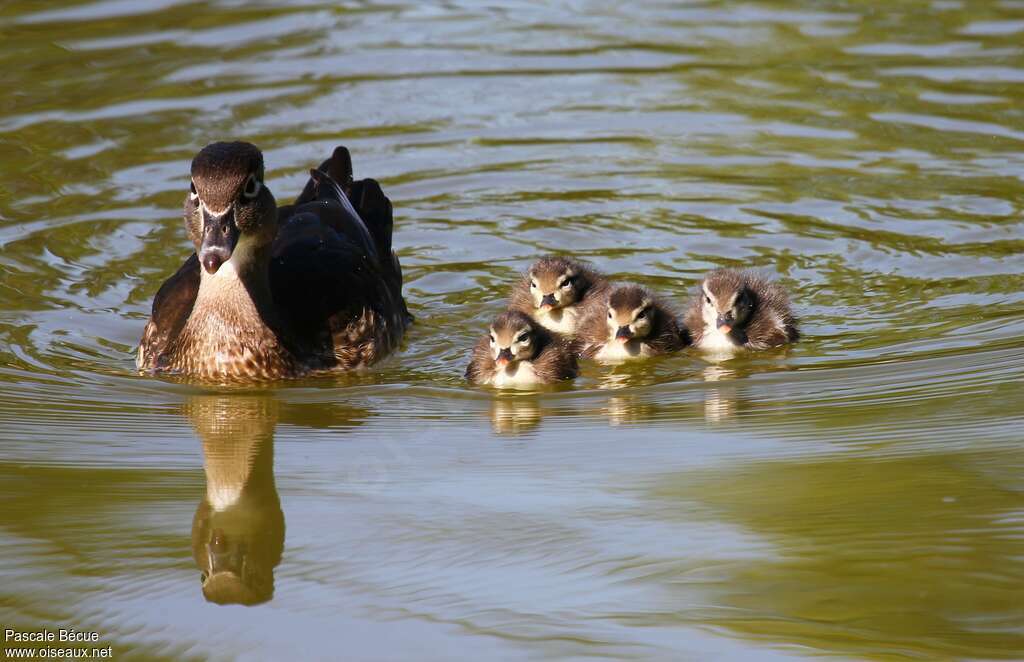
[[702, 364, 738, 424], [489, 396, 542, 435], [185, 395, 284, 606]]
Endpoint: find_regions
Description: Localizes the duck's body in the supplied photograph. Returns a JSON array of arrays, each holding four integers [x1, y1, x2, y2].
[[578, 284, 688, 362], [137, 143, 409, 381], [488, 360, 542, 388], [507, 256, 608, 336], [684, 269, 798, 353], [465, 310, 578, 388]]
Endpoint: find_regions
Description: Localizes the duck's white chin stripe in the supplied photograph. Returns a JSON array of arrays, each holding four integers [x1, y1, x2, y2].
[[204, 235, 257, 282]]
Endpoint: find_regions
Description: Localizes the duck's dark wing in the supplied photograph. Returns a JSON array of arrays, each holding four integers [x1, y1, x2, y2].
[[534, 334, 579, 382], [270, 165, 408, 369], [572, 276, 612, 345], [295, 146, 396, 265], [575, 306, 609, 359], [745, 314, 799, 349], [295, 146, 353, 206], [648, 304, 689, 354], [294, 146, 409, 324], [137, 252, 200, 370], [745, 276, 799, 349]]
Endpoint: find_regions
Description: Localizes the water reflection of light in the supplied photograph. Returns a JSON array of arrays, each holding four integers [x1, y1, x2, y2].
[[597, 370, 633, 390], [490, 397, 541, 435], [702, 364, 737, 424]]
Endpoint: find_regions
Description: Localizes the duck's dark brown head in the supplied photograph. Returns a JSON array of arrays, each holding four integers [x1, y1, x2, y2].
[[185, 141, 277, 276], [605, 284, 657, 343], [526, 256, 592, 311], [488, 310, 542, 366], [700, 269, 757, 333]]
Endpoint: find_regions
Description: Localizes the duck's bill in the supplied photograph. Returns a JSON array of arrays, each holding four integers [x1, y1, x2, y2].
[[199, 208, 239, 274]]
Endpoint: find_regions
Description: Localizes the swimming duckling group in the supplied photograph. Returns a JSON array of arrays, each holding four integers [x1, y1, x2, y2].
[[138, 141, 799, 385], [465, 257, 799, 387]]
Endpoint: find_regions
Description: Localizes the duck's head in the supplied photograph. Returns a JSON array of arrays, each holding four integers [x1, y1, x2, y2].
[[606, 284, 655, 343], [185, 141, 277, 276], [527, 256, 588, 311], [700, 270, 756, 333], [488, 310, 541, 367]]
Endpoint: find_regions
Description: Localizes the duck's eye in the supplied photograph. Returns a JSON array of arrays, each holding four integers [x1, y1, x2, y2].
[[242, 174, 261, 200], [636, 309, 647, 320], [489, 334, 496, 344], [608, 310, 613, 319], [189, 180, 198, 201], [200, 572, 208, 583], [704, 295, 712, 305], [560, 278, 573, 289], [516, 331, 529, 343], [530, 281, 538, 289]]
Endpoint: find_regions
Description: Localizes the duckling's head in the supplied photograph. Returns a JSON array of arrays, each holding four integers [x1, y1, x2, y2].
[[488, 310, 541, 367], [606, 285, 655, 343], [186, 142, 277, 276], [527, 256, 588, 311], [700, 270, 756, 333]]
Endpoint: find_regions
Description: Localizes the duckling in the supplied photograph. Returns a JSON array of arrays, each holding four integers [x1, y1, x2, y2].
[[684, 269, 799, 352], [578, 284, 688, 362], [137, 142, 410, 381], [508, 256, 608, 336], [466, 310, 578, 387]]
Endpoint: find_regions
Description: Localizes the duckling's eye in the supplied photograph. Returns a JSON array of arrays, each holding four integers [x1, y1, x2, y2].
[[704, 295, 712, 305], [489, 334, 496, 344], [636, 309, 647, 320], [560, 277, 573, 289], [189, 180, 198, 201], [242, 174, 261, 200], [530, 281, 538, 289], [516, 331, 529, 343], [200, 571, 208, 583], [608, 310, 613, 319]]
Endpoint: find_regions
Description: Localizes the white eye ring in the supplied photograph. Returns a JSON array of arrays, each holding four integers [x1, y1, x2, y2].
[[189, 180, 199, 202], [242, 174, 261, 199]]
